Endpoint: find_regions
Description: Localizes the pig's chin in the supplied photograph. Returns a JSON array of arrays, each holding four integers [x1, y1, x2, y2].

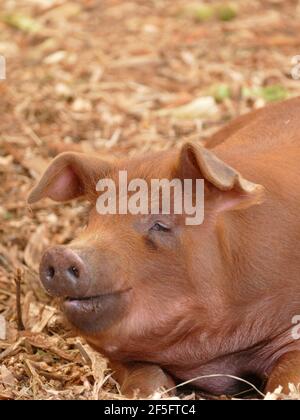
[[62, 290, 130, 334]]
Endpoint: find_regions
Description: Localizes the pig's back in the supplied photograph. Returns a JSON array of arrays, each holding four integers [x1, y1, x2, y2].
[[211, 97, 300, 198], [209, 97, 300, 155]]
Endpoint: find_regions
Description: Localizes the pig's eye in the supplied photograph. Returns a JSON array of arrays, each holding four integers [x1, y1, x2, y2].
[[150, 222, 170, 233]]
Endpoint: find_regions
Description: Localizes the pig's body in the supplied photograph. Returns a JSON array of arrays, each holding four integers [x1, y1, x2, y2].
[[29, 98, 300, 396], [168, 99, 300, 393]]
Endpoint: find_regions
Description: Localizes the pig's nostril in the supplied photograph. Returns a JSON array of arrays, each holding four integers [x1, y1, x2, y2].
[[46, 266, 55, 280], [68, 266, 80, 279]]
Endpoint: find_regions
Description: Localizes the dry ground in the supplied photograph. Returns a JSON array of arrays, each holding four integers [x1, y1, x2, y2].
[[1, 0, 300, 400]]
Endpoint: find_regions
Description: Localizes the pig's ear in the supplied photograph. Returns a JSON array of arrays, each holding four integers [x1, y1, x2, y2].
[[28, 152, 111, 204], [178, 142, 265, 212]]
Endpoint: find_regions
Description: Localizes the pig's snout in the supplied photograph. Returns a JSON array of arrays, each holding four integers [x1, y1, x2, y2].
[[40, 247, 90, 298]]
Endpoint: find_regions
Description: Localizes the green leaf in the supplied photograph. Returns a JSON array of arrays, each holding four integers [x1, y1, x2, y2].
[[241, 87, 254, 99], [179, 3, 214, 22], [2, 13, 42, 33], [194, 5, 215, 22], [216, 4, 237, 21], [210, 84, 231, 102], [259, 85, 288, 103], [242, 85, 289, 103]]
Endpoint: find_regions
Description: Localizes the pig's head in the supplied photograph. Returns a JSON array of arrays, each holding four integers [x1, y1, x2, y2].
[[28, 144, 264, 363]]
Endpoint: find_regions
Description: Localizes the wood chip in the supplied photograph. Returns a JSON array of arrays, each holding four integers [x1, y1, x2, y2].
[[0, 316, 6, 341]]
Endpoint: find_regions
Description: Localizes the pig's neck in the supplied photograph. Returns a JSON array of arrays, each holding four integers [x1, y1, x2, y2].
[[217, 209, 300, 333], [181, 210, 300, 375]]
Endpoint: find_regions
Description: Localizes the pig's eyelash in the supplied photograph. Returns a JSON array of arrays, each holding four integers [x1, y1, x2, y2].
[[149, 222, 171, 233]]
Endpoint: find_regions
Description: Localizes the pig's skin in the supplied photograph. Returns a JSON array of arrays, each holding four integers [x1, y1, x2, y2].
[[29, 98, 300, 397]]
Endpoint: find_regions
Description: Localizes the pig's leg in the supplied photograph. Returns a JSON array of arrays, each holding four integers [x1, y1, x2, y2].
[[265, 351, 300, 394], [111, 361, 176, 398]]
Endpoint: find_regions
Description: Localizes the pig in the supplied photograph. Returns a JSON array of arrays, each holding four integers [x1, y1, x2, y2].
[[28, 97, 300, 397]]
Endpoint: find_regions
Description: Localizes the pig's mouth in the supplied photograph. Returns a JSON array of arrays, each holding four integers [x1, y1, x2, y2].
[[64, 294, 106, 304], [62, 289, 131, 333]]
